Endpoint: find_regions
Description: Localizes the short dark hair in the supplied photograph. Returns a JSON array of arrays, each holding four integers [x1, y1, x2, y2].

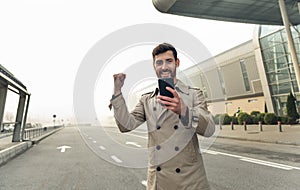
[[152, 43, 177, 62]]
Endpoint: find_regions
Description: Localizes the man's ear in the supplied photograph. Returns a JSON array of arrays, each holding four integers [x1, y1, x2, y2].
[[176, 58, 180, 67]]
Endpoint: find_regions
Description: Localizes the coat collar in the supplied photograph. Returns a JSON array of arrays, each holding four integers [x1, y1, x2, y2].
[[175, 79, 189, 95]]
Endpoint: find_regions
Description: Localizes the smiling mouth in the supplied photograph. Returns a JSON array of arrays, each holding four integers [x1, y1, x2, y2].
[[160, 72, 171, 77]]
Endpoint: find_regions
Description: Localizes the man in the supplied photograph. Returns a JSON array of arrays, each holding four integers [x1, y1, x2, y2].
[[110, 43, 215, 190], [235, 107, 242, 117]]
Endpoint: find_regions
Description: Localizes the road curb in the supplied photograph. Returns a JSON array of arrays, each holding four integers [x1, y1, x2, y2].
[[0, 141, 32, 166], [0, 127, 64, 167]]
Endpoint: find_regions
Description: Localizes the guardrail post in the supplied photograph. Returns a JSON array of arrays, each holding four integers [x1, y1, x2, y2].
[[278, 121, 282, 132], [230, 121, 234, 130], [243, 121, 247, 131], [259, 121, 263, 131]]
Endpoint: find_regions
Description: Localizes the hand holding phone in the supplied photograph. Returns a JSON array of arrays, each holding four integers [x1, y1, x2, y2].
[[158, 78, 174, 98]]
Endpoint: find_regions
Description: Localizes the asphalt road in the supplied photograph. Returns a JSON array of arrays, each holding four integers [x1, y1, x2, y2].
[[0, 125, 299, 190]]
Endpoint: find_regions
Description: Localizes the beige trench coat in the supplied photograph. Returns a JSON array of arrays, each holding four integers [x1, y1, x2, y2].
[[110, 80, 215, 190]]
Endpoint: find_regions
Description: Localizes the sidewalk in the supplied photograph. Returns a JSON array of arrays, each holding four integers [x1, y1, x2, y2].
[[216, 123, 300, 146], [0, 127, 63, 166]]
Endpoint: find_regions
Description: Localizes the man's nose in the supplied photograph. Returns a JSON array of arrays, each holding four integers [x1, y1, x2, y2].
[[161, 62, 168, 70]]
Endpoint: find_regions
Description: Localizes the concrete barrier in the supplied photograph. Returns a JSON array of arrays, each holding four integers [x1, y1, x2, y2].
[[0, 141, 32, 166], [0, 126, 64, 166]]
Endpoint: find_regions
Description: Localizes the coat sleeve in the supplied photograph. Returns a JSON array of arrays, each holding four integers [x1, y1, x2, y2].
[[110, 94, 146, 133], [189, 89, 215, 137]]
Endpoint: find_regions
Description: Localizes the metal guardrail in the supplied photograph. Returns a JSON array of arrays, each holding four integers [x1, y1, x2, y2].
[[23, 125, 63, 140]]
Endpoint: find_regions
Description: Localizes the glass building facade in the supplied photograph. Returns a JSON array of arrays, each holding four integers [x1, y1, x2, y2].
[[259, 25, 300, 115]]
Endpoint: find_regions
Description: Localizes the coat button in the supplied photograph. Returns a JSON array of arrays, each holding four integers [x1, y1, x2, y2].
[[153, 107, 156, 111], [175, 146, 179, 151], [156, 145, 161, 150], [157, 126, 161, 130], [156, 166, 161, 171], [174, 125, 178, 130], [175, 168, 181, 173]]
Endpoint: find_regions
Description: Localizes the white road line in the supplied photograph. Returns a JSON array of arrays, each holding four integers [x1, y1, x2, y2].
[[111, 155, 123, 163], [107, 130, 148, 139], [203, 149, 300, 171], [88, 137, 92, 140], [93, 140, 97, 143], [124, 133, 147, 139], [141, 180, 147, 187], [240, 158, 293, 170], [99, 146, 106, 150], [125, 141, 142, 148], [201, 150, 219, 155], [203, 149, 242, 159]]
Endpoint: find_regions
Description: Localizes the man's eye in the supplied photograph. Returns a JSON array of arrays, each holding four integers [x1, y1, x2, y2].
[[156, 61, 163, 66]]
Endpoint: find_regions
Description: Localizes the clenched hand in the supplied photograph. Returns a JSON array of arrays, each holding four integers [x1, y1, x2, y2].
[[113, 73, 126, 96]]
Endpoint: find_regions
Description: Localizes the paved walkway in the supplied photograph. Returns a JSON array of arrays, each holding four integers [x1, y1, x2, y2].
[[217, 124, 300, 146], [0, 127, 63, 166], [0, 133, 16, 151]]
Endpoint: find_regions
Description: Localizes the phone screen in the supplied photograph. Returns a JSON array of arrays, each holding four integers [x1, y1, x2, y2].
[[158, 78, 174, 98]]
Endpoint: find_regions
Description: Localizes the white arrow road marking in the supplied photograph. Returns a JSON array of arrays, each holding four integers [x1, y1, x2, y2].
[[111, 155, 122, 163], [203, 149, 300, 171], [56, 145, 71, 153], [99, 146, 106, 150], [141, 180, 147, 187], [125, 141, 142, 148]]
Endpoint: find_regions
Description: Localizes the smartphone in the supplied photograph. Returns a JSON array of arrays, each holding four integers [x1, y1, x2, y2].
[[158, 78, 174, 98]]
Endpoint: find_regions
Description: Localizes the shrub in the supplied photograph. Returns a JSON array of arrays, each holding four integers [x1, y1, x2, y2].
[[278, 116, 288, 124], [264, 113, 278, 124], [286, 92, 299, 124], [231, 116, 238, 124], [259, 113, 266, 124], [213, 114, 222, 124], [252, 115, 260, 124], [238, 112, 252, 125], [250, 111, 261, 116], [222, 114, 231, 125]]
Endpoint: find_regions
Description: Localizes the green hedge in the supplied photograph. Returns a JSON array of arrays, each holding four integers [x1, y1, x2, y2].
[[214, 112, 293, 125], [238, 112, 252, 125], [264, 113, 278, 124], [250, 111, 261, 116]]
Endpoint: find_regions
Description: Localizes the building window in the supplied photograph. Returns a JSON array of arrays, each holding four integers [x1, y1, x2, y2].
[[240, 59, 250, 91], [217, 67, 226, 95], [248, 99, 258, 103]]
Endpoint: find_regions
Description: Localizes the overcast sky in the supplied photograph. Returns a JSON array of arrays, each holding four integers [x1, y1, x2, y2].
[[0, 0, 257, 124]]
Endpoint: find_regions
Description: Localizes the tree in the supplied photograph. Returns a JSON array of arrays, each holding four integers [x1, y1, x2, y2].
[[4, 112, 14, 122], [286, 92, 299, 124]]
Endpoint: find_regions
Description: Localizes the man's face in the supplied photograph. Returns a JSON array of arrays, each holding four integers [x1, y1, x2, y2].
[[153, 50, 179, 79]]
